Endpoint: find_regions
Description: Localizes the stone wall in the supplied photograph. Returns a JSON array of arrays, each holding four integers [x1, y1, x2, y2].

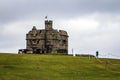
[[24, 20, 68, 54]]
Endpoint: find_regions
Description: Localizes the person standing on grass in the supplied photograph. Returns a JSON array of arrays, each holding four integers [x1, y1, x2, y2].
[[96, 51, 99, 58]]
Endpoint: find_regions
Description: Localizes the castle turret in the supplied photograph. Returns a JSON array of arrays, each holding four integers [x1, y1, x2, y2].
[[45, 20, 53, 30]]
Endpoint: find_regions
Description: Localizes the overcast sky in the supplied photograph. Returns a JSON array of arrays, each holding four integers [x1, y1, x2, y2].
[[0, 0, 120, 59]]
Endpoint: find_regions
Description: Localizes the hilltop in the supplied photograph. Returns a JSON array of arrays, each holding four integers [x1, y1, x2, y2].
[[0, 53, 120, 80]]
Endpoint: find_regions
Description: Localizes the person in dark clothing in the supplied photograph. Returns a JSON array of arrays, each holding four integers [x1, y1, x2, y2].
[[96, 51, 99, 58]]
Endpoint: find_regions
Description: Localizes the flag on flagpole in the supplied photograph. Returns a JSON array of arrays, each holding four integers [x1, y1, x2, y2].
[[45, 16, 47, 19]]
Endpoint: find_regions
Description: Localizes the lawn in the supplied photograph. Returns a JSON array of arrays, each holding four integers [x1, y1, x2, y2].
[[0, 53, 120, 80]]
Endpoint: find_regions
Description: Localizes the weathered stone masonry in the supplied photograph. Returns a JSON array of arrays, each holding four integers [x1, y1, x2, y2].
[[19, 20, 68, 54]]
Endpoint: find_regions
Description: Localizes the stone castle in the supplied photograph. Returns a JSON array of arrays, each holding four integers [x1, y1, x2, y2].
[[19, 20, 68, 54]]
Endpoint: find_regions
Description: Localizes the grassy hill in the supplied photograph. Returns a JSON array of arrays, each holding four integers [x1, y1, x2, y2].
[[0, 53, 120, 80]]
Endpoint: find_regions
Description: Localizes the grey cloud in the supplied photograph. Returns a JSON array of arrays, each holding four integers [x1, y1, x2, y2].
[[0, 0, 120, 58], [0, 0, 120, 24], [79, 0, 120, 12], [0, 0, 79, 24]]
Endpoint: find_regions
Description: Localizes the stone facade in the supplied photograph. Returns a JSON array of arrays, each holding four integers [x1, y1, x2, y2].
[[19, 20, 68, 54]]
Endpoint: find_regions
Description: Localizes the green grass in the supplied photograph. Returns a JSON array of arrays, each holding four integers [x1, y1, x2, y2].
[[0, 53, 120, 80]]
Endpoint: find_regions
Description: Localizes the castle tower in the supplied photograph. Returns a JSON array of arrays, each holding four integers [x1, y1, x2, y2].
[[19, 19, 68, 54], [45, 20, 53, 30]]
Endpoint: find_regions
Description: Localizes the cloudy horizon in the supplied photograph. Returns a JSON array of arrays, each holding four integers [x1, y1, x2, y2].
[[0, 0, 120, 59]]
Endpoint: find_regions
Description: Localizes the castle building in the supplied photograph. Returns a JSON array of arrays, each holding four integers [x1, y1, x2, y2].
[[19, 20, 68, 54]]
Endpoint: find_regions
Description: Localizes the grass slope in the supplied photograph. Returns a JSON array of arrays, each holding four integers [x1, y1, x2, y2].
[[0, 53, 120, 80]]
